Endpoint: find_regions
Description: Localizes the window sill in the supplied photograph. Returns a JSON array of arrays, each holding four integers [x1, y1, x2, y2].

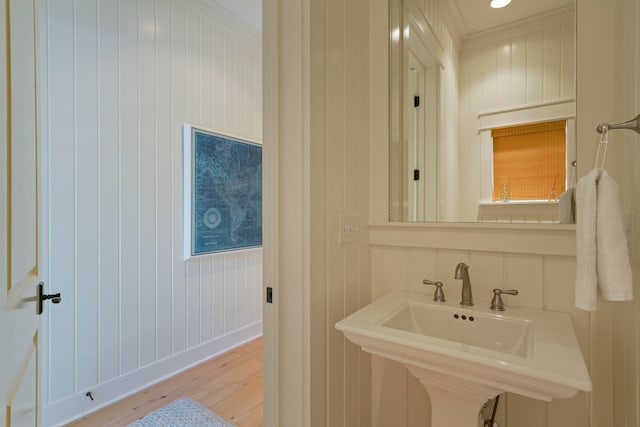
[[477, 200, 561, 223], [479, 200, 559, 206]]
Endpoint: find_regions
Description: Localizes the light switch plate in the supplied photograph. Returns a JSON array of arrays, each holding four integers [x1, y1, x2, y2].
[[338, 215, 360, 244]]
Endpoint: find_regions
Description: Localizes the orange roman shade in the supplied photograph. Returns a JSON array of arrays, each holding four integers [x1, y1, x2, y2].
[[492, 120, 566, 201]]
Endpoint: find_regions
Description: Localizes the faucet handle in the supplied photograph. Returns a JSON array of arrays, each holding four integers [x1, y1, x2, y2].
[[490, 288, 519, 311], [423, 280, 446, 302]]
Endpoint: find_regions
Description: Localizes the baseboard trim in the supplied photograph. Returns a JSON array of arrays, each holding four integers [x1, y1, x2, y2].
[[44, 321, 262, 427]]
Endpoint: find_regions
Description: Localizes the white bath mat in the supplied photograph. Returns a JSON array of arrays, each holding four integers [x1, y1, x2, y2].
[[127, 397, 236, 427]]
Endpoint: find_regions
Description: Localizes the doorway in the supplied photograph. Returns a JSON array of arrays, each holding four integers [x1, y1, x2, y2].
[[39, 1, 266, 425]]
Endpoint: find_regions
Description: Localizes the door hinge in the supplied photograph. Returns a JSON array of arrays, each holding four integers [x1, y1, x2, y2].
[[413, 169, 420, 181], [414, 95, 420, 107], [266, 287, 273, 304]]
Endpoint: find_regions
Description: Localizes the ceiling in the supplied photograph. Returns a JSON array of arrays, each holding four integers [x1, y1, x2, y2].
[[453, 0, 574, 36], [211, 0, 576, 43]]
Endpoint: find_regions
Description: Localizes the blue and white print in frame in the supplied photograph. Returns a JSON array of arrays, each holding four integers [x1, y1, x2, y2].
[[183, 124, 262, 259]]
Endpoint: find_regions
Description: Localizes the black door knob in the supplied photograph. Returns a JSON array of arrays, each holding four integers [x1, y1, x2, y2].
[[37, 282, 62, 315]]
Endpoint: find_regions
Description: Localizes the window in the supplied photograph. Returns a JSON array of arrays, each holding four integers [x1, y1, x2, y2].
[[491, 120, 566, 201]]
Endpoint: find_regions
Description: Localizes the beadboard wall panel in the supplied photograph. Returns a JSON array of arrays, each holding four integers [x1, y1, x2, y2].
[[460, 9, 575, 113], [307, 0, 372, 425], [613, 0, 640, 425], [42, 1, 262, 425]]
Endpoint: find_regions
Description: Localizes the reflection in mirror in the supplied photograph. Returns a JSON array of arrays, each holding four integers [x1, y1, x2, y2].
[[389, 0, 576, 223]]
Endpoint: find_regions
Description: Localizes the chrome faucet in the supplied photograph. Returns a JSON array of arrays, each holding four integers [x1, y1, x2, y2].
[[454, 263, 473, 306]]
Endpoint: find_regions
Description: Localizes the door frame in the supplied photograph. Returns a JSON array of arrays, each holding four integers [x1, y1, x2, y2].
[[262, 0, 312, 426]]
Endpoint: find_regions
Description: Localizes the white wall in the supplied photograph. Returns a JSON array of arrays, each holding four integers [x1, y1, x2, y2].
[[309, 0, 372, 425], [612, 0, 640, 425], [40, 1, 262, 425]]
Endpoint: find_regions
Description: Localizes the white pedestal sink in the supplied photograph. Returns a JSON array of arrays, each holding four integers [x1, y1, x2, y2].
[[336, 291, 592, 427]]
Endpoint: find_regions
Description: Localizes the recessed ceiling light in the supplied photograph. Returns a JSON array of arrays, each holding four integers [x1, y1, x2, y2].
[[490, 0, 511, 8]]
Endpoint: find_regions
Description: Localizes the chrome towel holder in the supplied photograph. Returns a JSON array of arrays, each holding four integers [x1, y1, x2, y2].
[[596, 113, 640, 134]]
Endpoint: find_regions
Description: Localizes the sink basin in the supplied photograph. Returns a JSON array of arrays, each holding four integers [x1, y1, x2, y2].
[[336, 290, 592, 427], [382, 301, 532, 357]]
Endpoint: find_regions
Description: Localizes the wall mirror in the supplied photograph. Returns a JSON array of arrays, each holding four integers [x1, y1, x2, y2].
[[389, 0, 577, 223]]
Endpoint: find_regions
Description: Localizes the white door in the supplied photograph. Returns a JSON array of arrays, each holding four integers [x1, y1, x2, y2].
[[1, 1, 51, 425]]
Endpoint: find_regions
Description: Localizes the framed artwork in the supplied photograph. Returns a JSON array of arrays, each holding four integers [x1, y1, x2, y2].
[[183, 124, 262, 258]]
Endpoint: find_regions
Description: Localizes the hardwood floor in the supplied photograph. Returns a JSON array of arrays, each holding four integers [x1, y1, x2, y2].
[[67, 337, 263, 427]]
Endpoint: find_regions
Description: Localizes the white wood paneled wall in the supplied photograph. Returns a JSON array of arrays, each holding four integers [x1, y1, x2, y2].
[[312, 0, 372, 424], [460, 8, 575, 113], [41, 0, 262, 424], [613, 0, 640, 425]]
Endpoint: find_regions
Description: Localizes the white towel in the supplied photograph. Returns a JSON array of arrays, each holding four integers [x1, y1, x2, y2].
[[559, 187, 576, 224], [575, 168, 633, 311], [575, 169, 598, 310]]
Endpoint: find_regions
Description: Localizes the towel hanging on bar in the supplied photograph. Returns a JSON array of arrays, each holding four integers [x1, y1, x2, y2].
[[575, 168, 633, 311]]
